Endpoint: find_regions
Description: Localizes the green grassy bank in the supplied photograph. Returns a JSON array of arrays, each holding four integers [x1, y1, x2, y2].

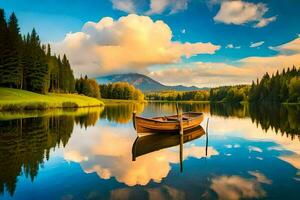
[[0, 87, 104, 111]]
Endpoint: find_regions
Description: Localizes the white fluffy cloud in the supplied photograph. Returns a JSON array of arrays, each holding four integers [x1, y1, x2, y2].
[[147, 0, 188, 15], [52, 14, 220, 76], [111, 0, 136, 13], [254, 16, 277, 28], [226, 44, 241, 49], [149, 35, 300, 87], [269, 35, 300, 54], [248, 146, 263, 153], [213, 1, 277, 28], [149, 62, 255, 87], [250, 41, 264, 48], [111, 0, 188, 15]]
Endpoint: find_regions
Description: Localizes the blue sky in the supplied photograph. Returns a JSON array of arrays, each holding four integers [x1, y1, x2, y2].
[[1, 0, 300, 86]]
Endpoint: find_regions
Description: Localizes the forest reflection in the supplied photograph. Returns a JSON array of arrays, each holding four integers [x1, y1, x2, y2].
[[146, 102, 299, 141], [210, 103, 300, 141], [0, 102, 299, 196], [0, 107, 102, 196], [100, 103, 145, 123]]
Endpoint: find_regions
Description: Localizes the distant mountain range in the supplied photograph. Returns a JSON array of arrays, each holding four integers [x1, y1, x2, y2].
[[96, 73, 207, 92]]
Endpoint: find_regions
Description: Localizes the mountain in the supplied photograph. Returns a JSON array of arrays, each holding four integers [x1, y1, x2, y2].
[[95, 73, 204, 92]]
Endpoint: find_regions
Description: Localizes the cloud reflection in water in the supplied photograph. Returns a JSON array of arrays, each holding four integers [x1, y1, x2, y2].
[[64, 123, 218, 186]]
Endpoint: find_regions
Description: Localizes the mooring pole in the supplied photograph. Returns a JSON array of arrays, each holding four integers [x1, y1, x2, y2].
[[179, 112, 183, 135], [205, 118, 209, 156], [132, 111, 136, 130], [180, 134, 183, 172]]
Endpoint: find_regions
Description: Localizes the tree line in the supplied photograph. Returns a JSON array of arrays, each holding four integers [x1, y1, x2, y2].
[[99, 82, 144, 100], [0, 9, 75, 94], [147, 67, 299, 103], [208, 67, 300, 103], [249, 66, 300, 102], [76, 78, 144, 100], [146, 90, 209, 101], [209, 85, 250, 102], [75, 75, 100, 98]]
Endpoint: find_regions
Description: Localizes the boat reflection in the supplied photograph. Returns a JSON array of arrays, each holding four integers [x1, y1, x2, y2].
[[132, 125, 206, 172]]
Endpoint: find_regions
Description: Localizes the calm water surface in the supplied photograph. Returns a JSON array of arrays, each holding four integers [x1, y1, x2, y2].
[[0, 102, 300, 200]]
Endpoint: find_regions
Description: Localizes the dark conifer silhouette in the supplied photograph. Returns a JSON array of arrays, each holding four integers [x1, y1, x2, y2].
[[0, 9, 75, 94]]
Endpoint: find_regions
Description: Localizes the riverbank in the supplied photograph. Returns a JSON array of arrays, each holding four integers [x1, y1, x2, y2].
[[0, 87, 104, 111], [147, 100, 300, 105]]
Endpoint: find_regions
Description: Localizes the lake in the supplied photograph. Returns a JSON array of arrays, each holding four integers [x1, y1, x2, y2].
[[0, 102, 300, 200]]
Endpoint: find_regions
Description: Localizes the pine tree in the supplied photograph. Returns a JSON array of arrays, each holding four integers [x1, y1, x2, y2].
[[46, 44, 51, 57], [0, 9, 76, 94], [22, 33, 31, 90], [0, 9, 9, 87], [248, 67, 300, 102], [57, 55, 64, 92], [60, 54, 75, 92], [65, 55, 75, 92], [5, 12, 23, 88], [46, 45, 60, 92], [24, 29, 49, 93]]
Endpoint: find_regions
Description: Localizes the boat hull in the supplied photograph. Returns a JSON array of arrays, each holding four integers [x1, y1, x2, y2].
[[134, 112, 204, 136]]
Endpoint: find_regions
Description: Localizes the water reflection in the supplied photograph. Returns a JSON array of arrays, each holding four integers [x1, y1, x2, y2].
[[0, 102, 300, 199], [132, 125, 206, 172], [210, 103, 248, 118], [64, 122, 217, 187], [0, 116, 70, 196], [249, 103, 300, 137], [145, 103, 300, 141], [0, 107, 102, 196], [100, 103, 145, 123], [210, 172, 272, 200]]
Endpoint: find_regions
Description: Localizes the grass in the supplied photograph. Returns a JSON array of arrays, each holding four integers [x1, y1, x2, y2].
[[0, 87, 104, 111]]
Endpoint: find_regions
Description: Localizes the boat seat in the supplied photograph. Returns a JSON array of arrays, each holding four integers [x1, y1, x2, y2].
[[165, 116, 189, 121]]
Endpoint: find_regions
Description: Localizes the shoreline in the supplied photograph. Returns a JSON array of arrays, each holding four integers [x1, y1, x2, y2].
[[0, 107, 104, 121], [0, 102, 104, 111], [147, 100, 210, 103], [1, 87, 298, 112], [101, 98, 147, 104], [146, 100, 300, 105], [0, 87, 104, 111]]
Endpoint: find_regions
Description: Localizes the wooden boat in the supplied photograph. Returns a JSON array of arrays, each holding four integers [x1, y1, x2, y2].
[[133, 112, 204, 136], [132, 125, 206, 161]]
